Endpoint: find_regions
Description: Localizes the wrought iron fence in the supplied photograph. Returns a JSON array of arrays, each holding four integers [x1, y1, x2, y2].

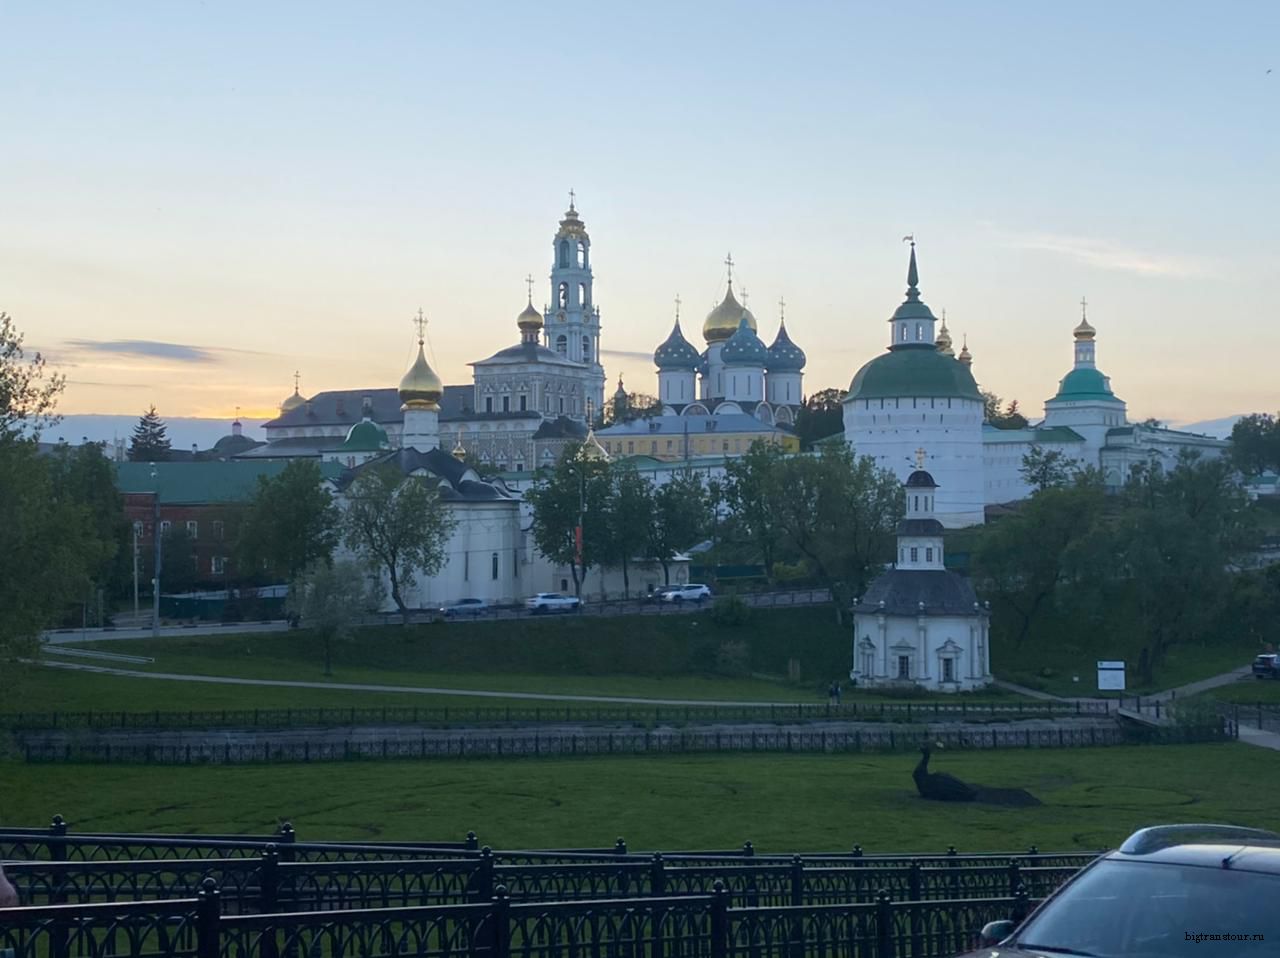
[[0, 697, 1109, 733], [16, 719, 1233, 766], [0, 880, 1038, 958]]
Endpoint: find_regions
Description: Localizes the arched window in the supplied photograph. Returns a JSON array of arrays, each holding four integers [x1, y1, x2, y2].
[[582, 336, 591, 360], [900, 324, 908, 342], [491, 553, 499, 580], [558, 283, 569, 308], [579, 282, 588, 306], [558, 240, 570, 268], [577, 241, 587, 268], [555, 335, 567, 355], [916, 323, 922, 341]]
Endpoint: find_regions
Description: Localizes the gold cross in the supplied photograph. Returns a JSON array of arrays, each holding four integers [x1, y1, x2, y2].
[[525, 274, 535, 301], [568, 188, 576, 210], [741, 285, 749, 307], [1080, 296, 1088, 319], [915, 448, 927, 469], [293, 370, 300, 391], [413, 308, 428, 343], [778, 296, 786, 322], [674, 294, 681, 320], [724, 252, 734, 284], [235, 405, 240, 420]]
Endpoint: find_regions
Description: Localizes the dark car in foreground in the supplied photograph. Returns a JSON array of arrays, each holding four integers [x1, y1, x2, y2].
[[956, 824, 1280, 957]]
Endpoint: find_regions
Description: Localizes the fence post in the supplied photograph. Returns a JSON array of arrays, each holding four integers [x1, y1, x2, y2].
[[742, 841, 755, 858], [277, 823, 296, 861], [259, 847, 280, 912], [466, 831, 480, 851], [1007, 861, 1022, 897], [477, 846, 495, 901], [875, 890, 894, 958], [789, 855, 804, 906], [709, 881, 729, 958], [490, 885, 511, 958], [1011, 884, 1031, 923], [615, 837, 628, 856], [907, 862, 921, 901], [650, 853, 666, 896], [196, 877, 222, 958]]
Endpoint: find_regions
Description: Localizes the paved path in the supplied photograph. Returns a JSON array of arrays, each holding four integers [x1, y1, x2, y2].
[[995, 666, 1255, 709], [43, 622, 289, 644], [1236, 725, 1280, 752]]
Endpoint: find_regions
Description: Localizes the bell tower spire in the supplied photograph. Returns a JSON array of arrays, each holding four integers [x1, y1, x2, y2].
[[888, 236, 939, 350], [546, 194, 604, 419]]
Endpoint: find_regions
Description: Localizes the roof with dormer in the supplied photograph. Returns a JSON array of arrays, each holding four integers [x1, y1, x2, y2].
[[853, 570, 986, 617]]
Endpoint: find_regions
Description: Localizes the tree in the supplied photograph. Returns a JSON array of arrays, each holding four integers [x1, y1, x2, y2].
[[720, 440, 789, 580], [526, 444, 612, 597], [129, 405, 171, 461], [981, 390, 1002, 423], [286, 560, 383, 675], [793, 388, 846, 448], [341, 463, 457, 623], [767, 444, 902, 621], [600, 466, 654, 598], [648, 469, 714, 585], [0, 312, 64, 438], [1020, 444, 1076, 493], [603, 392, 663, 426], [1230, 413, 1280, 476], [46, 441, 130, 601], [238, 460, 339, 581], [157, 526, 201, 594]]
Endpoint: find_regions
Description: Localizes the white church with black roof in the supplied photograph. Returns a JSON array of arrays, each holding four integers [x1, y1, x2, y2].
[[850, 465, 993, 692]]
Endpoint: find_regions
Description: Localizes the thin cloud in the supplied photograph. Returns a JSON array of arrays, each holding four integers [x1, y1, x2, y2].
[[601, 348, 656, 362], [66, 379, 152, 388], [993, 229, 1215, 278], [62, 339, 272, 363]]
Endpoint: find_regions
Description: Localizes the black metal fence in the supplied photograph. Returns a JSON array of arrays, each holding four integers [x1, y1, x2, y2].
[[0, 880, 1039, 958], [6, 847, 1083, 913], [0, 698, 1111, 733], [1214, 700, 1280, 733], [16, 719, 1235, 766]]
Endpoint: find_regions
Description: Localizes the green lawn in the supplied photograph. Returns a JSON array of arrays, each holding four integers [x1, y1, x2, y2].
[[0, 744, 1272, 853], [1199, 678, 1280, 705]]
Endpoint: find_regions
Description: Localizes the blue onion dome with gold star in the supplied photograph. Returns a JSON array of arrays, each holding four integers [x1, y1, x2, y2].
[[654, 318, 701, 370], [766, 320, 806, 372], [703, 283, 757, 344], [720, 316, 769, 366], [399, 335, 444, 410]]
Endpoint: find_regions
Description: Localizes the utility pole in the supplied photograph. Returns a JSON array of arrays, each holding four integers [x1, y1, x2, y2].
[[151, 464, 162, 638], [132, 520, 142, 623]]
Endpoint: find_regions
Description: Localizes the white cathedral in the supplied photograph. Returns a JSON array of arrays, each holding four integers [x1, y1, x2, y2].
[[842, 242, 1229, 527]]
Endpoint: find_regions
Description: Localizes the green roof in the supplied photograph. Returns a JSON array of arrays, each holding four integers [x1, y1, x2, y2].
[[337, 420, 388, 452], [982, 425, 1086, 444], [1047, 367, 1123, 404], [847, 346, 982, 402], [116, 460, 345, 504]]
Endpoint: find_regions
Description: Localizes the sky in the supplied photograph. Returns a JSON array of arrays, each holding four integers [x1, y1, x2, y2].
[[2, 0, 1277, 431]]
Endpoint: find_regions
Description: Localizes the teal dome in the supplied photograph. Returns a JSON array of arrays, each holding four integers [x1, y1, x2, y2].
[[847, 347, 982, 402], [654, 320, 701, 370], [721, 317, 769, 366], [1048, 367, 1122, 403], [766, 322, 806, 372], [341, 419, 389, 452]]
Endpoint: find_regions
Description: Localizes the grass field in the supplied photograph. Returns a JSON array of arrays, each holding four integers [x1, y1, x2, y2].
[[0, 744, 1272, 853]]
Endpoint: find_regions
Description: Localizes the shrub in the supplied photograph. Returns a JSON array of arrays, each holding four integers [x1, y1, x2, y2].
[[715, 641, 751, 677], [710, 594, 751, 627]]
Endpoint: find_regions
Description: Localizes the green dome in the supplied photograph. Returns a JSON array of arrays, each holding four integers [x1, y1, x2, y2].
[[341, 419, 389, 452], [1047, 367, 1123, 404], [847, 346, 982, 402]]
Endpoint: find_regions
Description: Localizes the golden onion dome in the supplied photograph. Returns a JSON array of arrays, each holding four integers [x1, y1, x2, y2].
[[958, 340, 973, 366], [1074, 316, 1096, 341], [935, 317, 954, 356], [280, 389, 305, 413], [399, 341, 443, 409], [703, 283, 758, 344], [517, 298, 543, 331]]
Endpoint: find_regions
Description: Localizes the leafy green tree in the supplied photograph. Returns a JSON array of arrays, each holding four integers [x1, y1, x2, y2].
[[0, 312, 64, 437], [286, 559, 384, 675], [128, 405, 171, 461], [238, 460, 339, 581], [981, 390, 1003, 424], [648, 469, 714, 585], [526, 444, 612, 597], [603, 391, 663, 426], [600, 466, 654, 598], [793, 387, 846, 448], [46, 441, 130, 600], [341, 463, 457, 622], [1020, 444, 1076, 493], [158, 526, 201, 594], [1230, 413, 1280, 476], [767, 444, 902, 620], [721, 440, 789, 580]]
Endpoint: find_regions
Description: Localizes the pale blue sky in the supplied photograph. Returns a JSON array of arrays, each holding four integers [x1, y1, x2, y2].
[[2, 1, 1276, 424]]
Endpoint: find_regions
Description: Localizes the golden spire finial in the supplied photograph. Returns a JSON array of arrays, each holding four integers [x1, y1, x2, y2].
[[234, 405, 241, 421], [915, 447, 927, 470], [293, 370, 300, 392], [778, 296, 786, 324], [1080, 296, 1088, 321], [568, 188, 576, 212], [724, 252, 734, 286], [674, 294, 681, 322], [413, 308, 428, 345], [525, 274, 535, 303]]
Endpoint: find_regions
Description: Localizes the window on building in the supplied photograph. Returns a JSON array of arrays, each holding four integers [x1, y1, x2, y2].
[[559, 240, 570, 269], [910, 547, 919, 562], [160, 520, 171, 534], [556, 335, 567, 355], [491, 553, 499, 580], [559, 398, 565, 413], [186, 520, 198, 538], [558, 283, 569, 308], [942, 658, 955, 682], [925, 547, 933, 562], [666, 439, 673, 452], [502, 396, 510, 413], [212, 520, 224, 540], [519, 395, 527, 412], [464, 552, 469, 581], [211, 556, 226, 575], [916, 323, 923, 341], [627, 441, 634, 454], [561, 578, 569, 592], [485, 397, 493, 413], [515, 461, 524, 473], [722, 440, 729, 452], [582, 336, 591, 361], [513, 549, 519, 576], [897, 655, 911, 680], [861, 649, 875, 677], [650, 441, 657, 454]]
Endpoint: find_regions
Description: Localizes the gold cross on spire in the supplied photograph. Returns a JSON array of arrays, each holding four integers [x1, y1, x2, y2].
[[293, 370, 300, 391], [568, 188, 576, 211], [525, 274, 535, 302], [915, 447, 927, 469], [724, 252, 734, 285], [234, 405, 240, 420], [741, 285, 749, 307], [413, 308, 428, 344], [1080, 296, 1088, 319], [674, 294, 681, 321], [778, 296, 786, 322]]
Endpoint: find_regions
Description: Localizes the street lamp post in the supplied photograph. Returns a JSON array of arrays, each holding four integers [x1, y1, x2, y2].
[[132, 520, 142, 623], [150, 464, 162, 638]]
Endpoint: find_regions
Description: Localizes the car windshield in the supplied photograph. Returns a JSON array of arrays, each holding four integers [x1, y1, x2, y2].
[[1013, 859, 1279, 957]]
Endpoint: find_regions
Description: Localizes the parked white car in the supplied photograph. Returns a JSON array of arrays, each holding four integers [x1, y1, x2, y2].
[[437, 598, 490, 618], [659, 584, 712, 603], [525, 593, 582, 614]]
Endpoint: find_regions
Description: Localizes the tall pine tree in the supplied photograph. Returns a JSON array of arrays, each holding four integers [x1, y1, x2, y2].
[[129, 405, 171, 461]]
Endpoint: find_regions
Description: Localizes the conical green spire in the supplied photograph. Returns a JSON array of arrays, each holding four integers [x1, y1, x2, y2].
[[905, 243, 920, 302]]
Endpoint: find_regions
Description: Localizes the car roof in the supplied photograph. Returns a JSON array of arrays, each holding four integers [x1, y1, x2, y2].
[[1112, 825, 1280, 875]]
